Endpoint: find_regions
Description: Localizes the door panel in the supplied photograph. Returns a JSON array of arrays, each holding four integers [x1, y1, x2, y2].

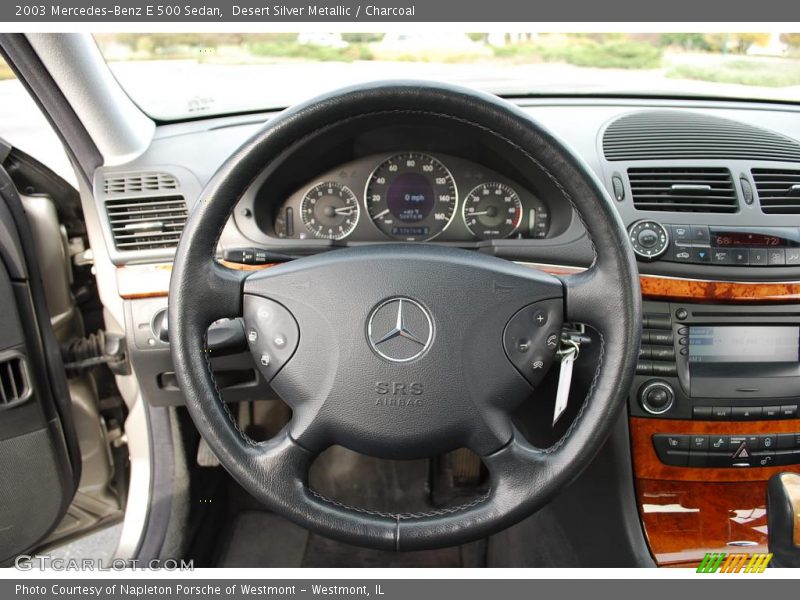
[[0, 164, 79, 563]]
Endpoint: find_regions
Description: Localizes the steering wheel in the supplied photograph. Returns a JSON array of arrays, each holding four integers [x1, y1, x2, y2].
[[169, 82, 641, 551]]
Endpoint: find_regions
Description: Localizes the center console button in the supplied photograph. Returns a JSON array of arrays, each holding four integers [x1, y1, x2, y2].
[[763, 406, 781, 419], [711, 249, 733, 265], [640, 381, 675, 415], [690, 225, 710, 245], [757, 435, 777, 451], [728, 435, 759, 451], [671, 224, 691, 244], [629, 220, 669, 261], [691, 435, 709, 451], [692, 406, 712, 419], [776, 434, 797, 450], [709, 435, 729, 451], [672, 244, 692, 262], [786, 248, 800, 265], [650, 331, 674, 345], [780, 405, 798, 419], [749, 248, 768, 266], [731, 249, 749, 265], [711, 406, 731, 420], [667, 435, 690, 450], [638, 229, 659, 248], [691, 247, 711, 263], [732, 406, 762, 420], [767, 248, 786, 265], [752, 451, 775, 468]]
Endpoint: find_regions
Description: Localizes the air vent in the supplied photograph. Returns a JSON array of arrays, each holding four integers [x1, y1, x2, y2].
[[105, 195, 188, 251], [752, 168, 800, 214], [103, 172, 178, 195], [603, 111, 800, 162], [0, 354, 30, 407], [628, 167, 738, 213]]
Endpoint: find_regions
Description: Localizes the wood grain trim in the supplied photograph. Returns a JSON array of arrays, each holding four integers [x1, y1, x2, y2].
[[116, 263, 173, 299], [630, 416, 800, 482], [636, 479, 770, 566], [117, 260, 800, 303], [638, 276, 800, 303], [219, 260, 278, 271], [518, 262, 800, 303]]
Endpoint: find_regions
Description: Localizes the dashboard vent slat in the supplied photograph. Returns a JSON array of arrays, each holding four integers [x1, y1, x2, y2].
[[105, 194, 187, 251], [603, 111, 800, 162], [628, 167, 738, 213], [752, 168, 800, 214], [0, 355, 30, 407], [103, 172, 178, 195]]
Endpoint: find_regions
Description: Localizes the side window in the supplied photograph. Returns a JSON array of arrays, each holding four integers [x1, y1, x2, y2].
[[0, 55, 77, 187]]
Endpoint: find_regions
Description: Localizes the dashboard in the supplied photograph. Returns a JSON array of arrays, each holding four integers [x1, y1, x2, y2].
[[91, 96, 800, 567]]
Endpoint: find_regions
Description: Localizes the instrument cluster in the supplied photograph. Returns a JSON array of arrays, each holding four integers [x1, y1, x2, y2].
[[271, 152, 551, 243]]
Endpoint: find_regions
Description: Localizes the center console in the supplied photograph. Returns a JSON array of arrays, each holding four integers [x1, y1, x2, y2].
[[629, 299, 800, 565], [631, 300, 800, 466]]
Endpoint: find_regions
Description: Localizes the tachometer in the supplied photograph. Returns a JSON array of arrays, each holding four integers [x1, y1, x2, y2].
[[300, 182, 360, 240], [462, 182, 523, 240], [364, 152, 457, 241]]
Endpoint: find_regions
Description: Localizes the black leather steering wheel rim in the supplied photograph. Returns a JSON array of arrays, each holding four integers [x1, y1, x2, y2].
[[169, 81, 642, 551]]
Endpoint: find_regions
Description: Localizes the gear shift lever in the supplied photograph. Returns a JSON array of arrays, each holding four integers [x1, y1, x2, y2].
[[767, 472, 800, 568]]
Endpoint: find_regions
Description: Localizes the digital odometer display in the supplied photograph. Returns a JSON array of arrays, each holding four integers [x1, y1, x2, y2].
[[365, 152, 457, 241]]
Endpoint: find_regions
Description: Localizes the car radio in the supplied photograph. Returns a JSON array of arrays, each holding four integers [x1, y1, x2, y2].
[[631, 301, 800, 421], [627, 222, 800, 266]]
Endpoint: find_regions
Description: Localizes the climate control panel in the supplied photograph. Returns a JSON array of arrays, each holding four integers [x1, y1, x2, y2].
[[626, 223, 800, 266]]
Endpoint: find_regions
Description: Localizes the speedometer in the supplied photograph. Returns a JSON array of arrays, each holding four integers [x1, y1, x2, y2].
[[364, 152, 457, 241]]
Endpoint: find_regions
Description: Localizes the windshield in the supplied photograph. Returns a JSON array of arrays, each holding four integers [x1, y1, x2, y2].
[[94, 32, 800, 120]]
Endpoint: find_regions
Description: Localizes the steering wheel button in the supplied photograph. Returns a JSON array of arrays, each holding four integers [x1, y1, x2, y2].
[[244, 295, 300, 382], [503, 299, 563, 388]]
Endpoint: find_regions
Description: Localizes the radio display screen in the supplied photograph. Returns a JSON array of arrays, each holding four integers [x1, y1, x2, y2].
[[689, 326, 800, 363]]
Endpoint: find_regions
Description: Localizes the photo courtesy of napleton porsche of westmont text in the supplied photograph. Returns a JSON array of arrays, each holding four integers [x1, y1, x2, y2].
[[0, 0, 799, 595], [16, 583, 382, 596]]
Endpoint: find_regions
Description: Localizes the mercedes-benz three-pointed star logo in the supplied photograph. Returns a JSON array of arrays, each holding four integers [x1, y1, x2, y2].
[[367, 297, 433, 362]]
